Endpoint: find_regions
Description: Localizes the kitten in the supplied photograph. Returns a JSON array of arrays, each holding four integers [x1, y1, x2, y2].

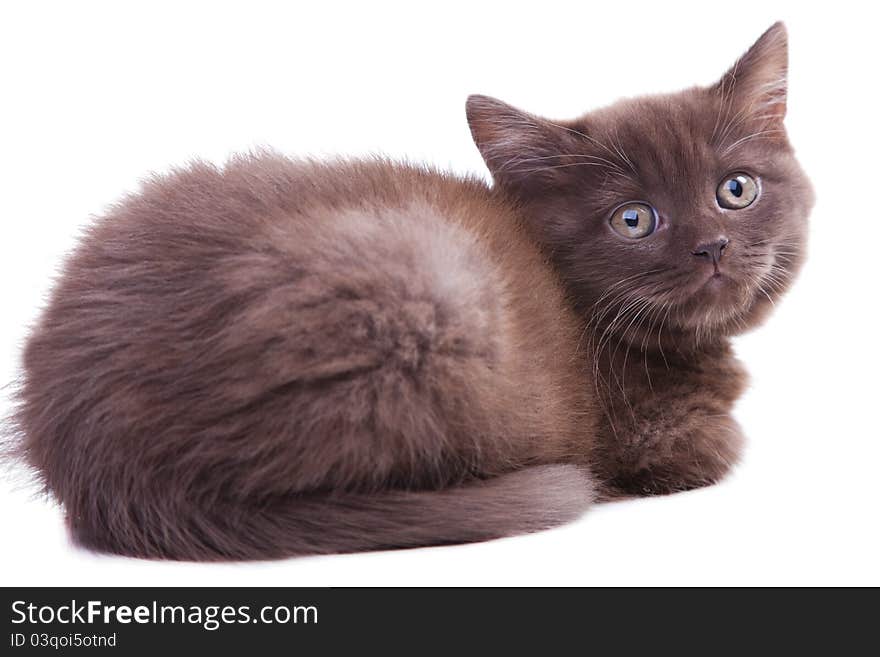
[[9, 22, 811, 560]]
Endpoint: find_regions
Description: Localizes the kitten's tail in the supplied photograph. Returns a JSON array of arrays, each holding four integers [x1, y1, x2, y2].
[[71, 464, 594, 561]]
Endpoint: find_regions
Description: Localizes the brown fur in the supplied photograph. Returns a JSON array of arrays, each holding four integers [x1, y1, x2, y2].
[[8, 23, 811, 559]]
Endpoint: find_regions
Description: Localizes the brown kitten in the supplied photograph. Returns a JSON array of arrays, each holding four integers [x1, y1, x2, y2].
[[466, 22, 812, 495], [8, 23, 811, 560]]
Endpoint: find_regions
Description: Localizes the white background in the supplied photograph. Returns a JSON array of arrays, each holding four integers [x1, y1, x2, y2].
[[1, 0, 877, 586]]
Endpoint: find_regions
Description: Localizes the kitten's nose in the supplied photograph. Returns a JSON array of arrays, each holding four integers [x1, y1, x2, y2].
[[692, 237, 729, 266]]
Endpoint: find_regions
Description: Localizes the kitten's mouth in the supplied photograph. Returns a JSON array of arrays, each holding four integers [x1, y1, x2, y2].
[[680, 269, 747, 315], [699, 270, 729, 291]]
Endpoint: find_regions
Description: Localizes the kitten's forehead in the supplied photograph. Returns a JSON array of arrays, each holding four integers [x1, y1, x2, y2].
[[579, 91, 723, 194]]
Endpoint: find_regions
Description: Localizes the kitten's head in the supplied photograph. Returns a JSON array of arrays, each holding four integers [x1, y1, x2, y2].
[[467, 22, 812, 347]]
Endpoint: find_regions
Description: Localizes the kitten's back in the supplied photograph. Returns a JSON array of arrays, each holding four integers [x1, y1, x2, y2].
[[13, 154, 595, 559]]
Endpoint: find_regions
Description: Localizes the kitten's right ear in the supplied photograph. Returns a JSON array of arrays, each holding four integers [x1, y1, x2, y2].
[[466, 95, 571, 192]]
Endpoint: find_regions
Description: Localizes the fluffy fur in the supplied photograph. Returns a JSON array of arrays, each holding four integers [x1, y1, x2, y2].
[[8, 23, 811, 559]]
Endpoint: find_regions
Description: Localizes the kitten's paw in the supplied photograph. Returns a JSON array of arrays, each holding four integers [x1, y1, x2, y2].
[[607, 416, 744, 498], [610, 465, 720, 497]]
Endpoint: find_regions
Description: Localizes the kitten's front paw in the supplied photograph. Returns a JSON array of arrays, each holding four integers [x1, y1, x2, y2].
[[610, 465, 720, 497], [608, 416, 744, 497]]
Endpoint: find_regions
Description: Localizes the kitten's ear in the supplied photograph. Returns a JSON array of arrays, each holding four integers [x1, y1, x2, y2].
[[466, 95, 572, 192], [712, 21, 788, 127]]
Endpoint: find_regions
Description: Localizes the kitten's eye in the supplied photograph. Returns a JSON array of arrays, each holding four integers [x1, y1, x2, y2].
[[610, 202, 657, 239], [717, 173, 758, 209]]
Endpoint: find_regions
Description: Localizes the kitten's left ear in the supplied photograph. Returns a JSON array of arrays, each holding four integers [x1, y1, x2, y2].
[[712, 21, 789, 127]]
